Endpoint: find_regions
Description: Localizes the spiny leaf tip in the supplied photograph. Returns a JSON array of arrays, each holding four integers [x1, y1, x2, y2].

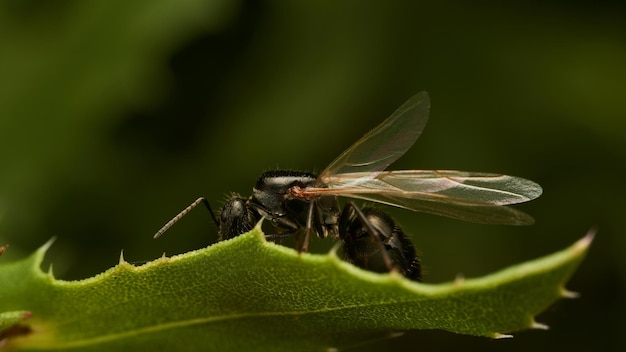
[[327, 241, 342, 258], [38, 237, 57, 255], [576, 228, 596, 251], [560, 288, 580, 299], [494, 333, 514, 339], [531, 321, 550, 330]]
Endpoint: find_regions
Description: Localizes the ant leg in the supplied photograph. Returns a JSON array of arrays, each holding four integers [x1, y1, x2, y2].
[[154, 197, 218, 239], [299, 201, 316, 253], [344, 201, 394, 271], [199, 197, 219, 225], [264, 231, 295, 241]]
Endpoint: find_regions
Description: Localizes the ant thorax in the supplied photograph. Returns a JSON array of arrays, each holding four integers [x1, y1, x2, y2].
[[250, 170, 340, 239]]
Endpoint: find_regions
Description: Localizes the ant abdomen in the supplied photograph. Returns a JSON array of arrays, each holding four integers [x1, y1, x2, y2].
[[339, 206, 421, 282]]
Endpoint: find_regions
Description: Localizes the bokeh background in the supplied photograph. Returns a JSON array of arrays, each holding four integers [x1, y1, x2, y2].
[[1, 1, 624, 351]]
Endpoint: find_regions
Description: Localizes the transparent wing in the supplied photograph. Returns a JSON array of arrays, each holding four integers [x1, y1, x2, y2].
[[319, 91, 430, 179], [305, 170, 543, 225]]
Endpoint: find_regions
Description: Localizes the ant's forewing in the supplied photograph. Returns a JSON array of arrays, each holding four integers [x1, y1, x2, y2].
[[311, 170, 542, 225], [307, 91, 543, 225], [324, 170, 542, 205], [319, 91, 430, 179]]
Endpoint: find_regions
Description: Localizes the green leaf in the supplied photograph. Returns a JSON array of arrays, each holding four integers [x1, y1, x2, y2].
[[0, 311, 32, 333], [0, 228, 591, 351]]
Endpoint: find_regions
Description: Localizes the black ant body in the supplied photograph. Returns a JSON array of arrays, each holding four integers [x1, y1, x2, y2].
[[154, 92, 542, 281]]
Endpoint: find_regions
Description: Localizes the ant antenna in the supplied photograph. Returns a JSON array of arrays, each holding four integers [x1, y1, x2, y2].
[[153, 197, 219, 239]]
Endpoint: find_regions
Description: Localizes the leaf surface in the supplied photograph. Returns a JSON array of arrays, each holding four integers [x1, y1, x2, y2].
[[0, 229, 591, 351]]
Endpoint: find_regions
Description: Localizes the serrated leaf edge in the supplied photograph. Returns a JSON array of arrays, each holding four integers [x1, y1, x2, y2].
[[8, 228, 592, 346]]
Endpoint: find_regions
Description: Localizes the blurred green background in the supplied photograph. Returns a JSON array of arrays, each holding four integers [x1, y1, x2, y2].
[[0, 0, 623, 351]]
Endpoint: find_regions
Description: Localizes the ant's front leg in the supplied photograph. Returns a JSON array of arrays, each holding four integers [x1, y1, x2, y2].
[[264, 230, 296, 242], [298, 201, 316, 253]]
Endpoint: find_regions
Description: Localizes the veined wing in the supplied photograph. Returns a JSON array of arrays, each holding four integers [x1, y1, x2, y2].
[[319, 92, 430, 179], [305, 170, 543, 225], [321, 170, 543, 205]]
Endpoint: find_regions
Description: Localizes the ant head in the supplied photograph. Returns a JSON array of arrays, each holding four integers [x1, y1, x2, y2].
[[218, 196, 261, 240]]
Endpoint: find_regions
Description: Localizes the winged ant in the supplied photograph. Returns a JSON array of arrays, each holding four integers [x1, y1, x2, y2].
[[154, 92, 542, 281]]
